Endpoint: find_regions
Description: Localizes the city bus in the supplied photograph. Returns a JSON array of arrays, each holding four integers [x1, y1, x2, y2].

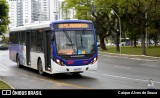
[[9, 20, 98, 75]]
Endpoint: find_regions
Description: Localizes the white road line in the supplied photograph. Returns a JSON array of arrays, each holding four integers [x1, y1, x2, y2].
[[0, 53, 8, 56], [99, 54, 158, 62], [87, 71, 160, 84], [141, 63, 157, 67], [0, 63, 9, 69], [130, 58, 157, 62], [98, 54, 126, 58], [98, 54, 112, 57], [130, 58, 142, 60], [144, 60, 157, 62], [113, 66, 131, 69]]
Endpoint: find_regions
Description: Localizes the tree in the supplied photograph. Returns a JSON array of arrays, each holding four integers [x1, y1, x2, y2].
[[120, 8, 141, 47], [149, 1, 160, 47], [119, 0, 159, 55], [62, 0, 121, 51], [62, 0, 160, 55], [149, 16, 160, 47], [0, 0, 10, 34]]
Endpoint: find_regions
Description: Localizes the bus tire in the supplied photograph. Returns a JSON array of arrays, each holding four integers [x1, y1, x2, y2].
[[38, 59, 44, 75], [16, 55, 21, 68]]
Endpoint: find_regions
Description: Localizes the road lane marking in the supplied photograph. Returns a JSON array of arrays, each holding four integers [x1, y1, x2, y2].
[[99, 52, 160, 59], [0, 51, 8, 56], [0, 63, 9, 69], [130, 58, 157, 62], [87, 71, 160, 84], [99, 54, 158, 62], [98, 54, 118, 58], [113, 66, 131, 69], [0, 54, 8, 56], [141, 63, 157, 67]]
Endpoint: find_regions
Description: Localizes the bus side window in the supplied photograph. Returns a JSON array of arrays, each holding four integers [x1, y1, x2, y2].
[[37, 30, 43, 52], [20, 31, 26, 45], [10, 32, 17, 44], [9, 32, 13, 44], [31, 30, 37, 52]]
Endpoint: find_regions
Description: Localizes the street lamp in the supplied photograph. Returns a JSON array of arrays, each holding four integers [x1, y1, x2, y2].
[[111, 8, 122, 55]]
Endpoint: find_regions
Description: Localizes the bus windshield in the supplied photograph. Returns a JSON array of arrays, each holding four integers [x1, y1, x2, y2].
[[55, 30, 95, 55]]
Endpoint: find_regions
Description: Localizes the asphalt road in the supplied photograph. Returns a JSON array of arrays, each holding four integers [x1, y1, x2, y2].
[[0, 50, 160, 89]]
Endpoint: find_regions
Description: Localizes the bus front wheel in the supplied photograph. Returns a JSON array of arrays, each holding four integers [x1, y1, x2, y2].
[[38, 59, 44, 75]]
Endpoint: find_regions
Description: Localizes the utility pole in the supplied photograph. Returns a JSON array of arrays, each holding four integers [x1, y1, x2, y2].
[[111, 8, 122, 55], [145, 12, 148, 48]]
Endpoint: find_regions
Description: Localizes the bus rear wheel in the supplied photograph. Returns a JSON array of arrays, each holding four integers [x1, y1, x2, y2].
[[38, 59, 44, 75], [16, 55, 21, 68]]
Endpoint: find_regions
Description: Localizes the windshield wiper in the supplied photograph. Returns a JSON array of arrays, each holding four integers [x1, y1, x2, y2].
[[80, 29, 86, 48], [80, 32, 83, 47], [63, 30, 74, 48]]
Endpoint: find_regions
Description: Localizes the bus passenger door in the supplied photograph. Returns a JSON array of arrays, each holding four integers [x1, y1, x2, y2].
[[44, 30, 51, 71], [26, 31, 31, 65]]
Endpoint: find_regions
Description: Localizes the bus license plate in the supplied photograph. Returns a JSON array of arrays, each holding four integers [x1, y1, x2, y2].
[[74, 68, 81, 72]]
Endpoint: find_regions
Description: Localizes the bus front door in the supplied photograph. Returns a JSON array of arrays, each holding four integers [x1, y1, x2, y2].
[[44, 30, 51, 71]]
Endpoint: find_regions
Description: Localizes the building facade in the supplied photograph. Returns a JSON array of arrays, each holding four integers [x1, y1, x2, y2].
[[39, 0, 50, 21], [31, 0, 41, 22], [7, 0, 17, 27], [7, 0, 73, 27]]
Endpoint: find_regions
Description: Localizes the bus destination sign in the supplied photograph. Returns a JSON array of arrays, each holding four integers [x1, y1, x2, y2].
[[53, 23, 93, 29], [58, 23, 90, 29]]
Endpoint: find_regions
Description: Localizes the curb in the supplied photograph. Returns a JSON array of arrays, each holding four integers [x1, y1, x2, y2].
[[99, 51, 160, 59], [0, 79, 14, 89]]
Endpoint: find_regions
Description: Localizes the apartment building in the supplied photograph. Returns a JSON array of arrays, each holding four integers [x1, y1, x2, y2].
[[7, 0, 73, 27], [7, 0, 17, 27]]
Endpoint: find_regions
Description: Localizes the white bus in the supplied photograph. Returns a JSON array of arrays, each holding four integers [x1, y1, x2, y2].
[[9, 20, 98, 75]]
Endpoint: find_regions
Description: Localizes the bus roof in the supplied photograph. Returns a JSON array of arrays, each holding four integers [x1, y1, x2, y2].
[[10, 21, 52, 32], [51, 19, 93, 24], [10, 20, 93, 32]]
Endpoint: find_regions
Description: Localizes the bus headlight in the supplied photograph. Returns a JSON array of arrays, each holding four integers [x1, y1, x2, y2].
[[56, 59, 60, 63], [90, 57, 97, 64], [55, 59, 65, 66]]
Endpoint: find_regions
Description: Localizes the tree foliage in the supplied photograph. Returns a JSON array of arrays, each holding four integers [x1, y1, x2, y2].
[[119, 0, 159, 55], [0, 0, 10, 34], [62, 0, 160, 55], [62, 0, 121, 51]]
